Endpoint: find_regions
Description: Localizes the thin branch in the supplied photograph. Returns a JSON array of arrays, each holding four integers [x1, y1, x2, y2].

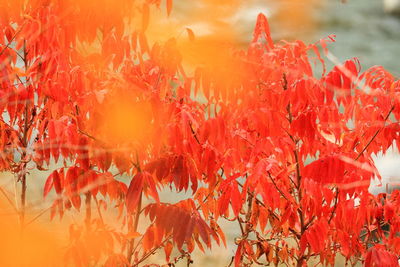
[[78, 129, 98, 141], [0, 24, 25, 58], [24, 205, 52, 227], [355, 105, 395, 161], [267, 171, 290, 202], [131, 234, 145, 257], [328, 189, 339, 224], [227, 256, 234, 267], [19, 39, 29, 231], [237, 181, 301, 239], [304, 216, 316, 230], [244, 187, 253, 232], [237, 217, 245, 235], [188, 121, 201, 145], [0, 186, 18, 214], [132, 233, 173, 266], [283, 73, 307, 267]]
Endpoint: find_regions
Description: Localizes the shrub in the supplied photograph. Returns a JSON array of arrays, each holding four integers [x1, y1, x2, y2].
[[0, 1, 399, 266]]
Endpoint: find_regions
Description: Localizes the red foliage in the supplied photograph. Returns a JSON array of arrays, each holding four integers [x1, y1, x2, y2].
[[1, 1, 400, 266]]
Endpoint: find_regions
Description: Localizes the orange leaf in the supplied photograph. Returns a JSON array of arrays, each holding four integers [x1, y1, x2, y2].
[[142, 4, 150, 32], [138, 31, 149, 54], [166, 0, 172, 16], [186, 28, 195, 42], [126, 231, 141, 239], [143, 226, 154, 252], [164, 241, 173, 261]]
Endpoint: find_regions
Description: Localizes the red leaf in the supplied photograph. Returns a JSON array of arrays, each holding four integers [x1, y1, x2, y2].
[[65, 166, 78, 197], [230, 181, 242, 217], [52, 170, 62, 195], [43, 172, 54, 198], [184, 216, 196, 243], [71, 195, 81, 210], [364, 246, 398, 267], [48, 120, 56, 142], [218, 185, 231, 216], [143, 172, 159, 202], [174, 212, 191, 249], [299, 234, 308, 256], [234, 242, 243, 267], [196, 218, 211, 248], [126, 173, 144, 213], [145, 201, 214, 250], [252, 13, 274, 49], [143, 226, 154, 252], [164, 241, 173, 261], [86, 170, 99, 196], [107, 180, 119, 201], [77, 137, 89, 170], [48, 120, 60, 162], [77, 170, 88, 193], [5, 27, 14, 43]]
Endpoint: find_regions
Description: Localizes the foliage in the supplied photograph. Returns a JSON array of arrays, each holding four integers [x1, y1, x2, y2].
[[1, 0, 400, 266]]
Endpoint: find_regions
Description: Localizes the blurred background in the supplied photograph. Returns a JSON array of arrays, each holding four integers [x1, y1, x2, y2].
[[168, 0, 400, 75]]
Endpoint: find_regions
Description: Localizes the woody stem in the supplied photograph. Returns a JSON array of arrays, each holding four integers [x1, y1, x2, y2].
[[19, 39, 29, 231]]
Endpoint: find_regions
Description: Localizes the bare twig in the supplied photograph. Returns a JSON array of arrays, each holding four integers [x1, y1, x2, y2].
[[267, 171, 290, 202], [0, 186, 18, 214], [24, 205, 52, 227]]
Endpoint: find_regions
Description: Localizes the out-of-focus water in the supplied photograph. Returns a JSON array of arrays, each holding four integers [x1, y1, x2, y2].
[[315, 0, 400, 76], [226, 0, 400, 76], [173, 0, 400, 74]]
